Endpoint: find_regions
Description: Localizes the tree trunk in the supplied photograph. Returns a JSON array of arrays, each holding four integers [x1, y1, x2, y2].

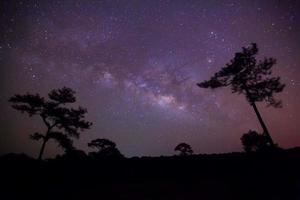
[[244, 87, 275, 147], [38, 138, 47, 160], [250, 101, 275, 147]]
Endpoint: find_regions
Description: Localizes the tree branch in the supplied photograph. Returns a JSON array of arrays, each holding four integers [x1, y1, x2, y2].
[[40, 114, 51, 129]]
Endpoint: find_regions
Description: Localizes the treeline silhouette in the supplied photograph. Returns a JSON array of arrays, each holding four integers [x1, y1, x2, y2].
[[2, 43, 299, 199], [1, 148, 300, 200]]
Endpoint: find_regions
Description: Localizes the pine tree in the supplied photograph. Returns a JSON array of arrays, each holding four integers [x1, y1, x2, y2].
[[9, 87, 92, 160], [197, 43, 285, 147]]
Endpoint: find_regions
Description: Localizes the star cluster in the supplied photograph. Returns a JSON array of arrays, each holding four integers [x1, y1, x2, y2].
[[0, 0, 300, 157]]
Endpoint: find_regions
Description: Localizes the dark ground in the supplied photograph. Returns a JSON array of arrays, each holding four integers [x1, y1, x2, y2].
[[1, 148, 300, 200]]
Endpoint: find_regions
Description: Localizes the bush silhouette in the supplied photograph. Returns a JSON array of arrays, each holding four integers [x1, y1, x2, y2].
[[240, 130, 269, 152], [56, 149, 88, 161], [9, 87, 92, 160], [88, 138, 123, 159], [197, 43, 285, 147], [175, 143, 193, 156]]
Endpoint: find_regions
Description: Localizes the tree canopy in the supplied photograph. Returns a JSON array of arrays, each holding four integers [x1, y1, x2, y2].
[[197, 43, 285, 107]]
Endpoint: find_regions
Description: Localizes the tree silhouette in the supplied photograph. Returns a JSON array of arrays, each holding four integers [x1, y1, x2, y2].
[[240, 130, 269, 152], [175, 143, 193, 156], [88, 138, 123, 158], [197, 43, 285, 147], [9, 87, 92, 160]]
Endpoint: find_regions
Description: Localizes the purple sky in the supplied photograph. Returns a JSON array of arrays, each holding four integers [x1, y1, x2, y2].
[[0, 0, 300, 158]]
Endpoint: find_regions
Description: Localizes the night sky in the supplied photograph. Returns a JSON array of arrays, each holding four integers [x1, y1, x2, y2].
[[1, 0, 300, 158]]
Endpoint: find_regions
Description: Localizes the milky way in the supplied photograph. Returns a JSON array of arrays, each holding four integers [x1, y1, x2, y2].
[[1, 0, 300, 157]]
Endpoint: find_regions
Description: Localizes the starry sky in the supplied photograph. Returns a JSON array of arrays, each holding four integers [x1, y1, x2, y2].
[[0, 0, 300, 158]]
